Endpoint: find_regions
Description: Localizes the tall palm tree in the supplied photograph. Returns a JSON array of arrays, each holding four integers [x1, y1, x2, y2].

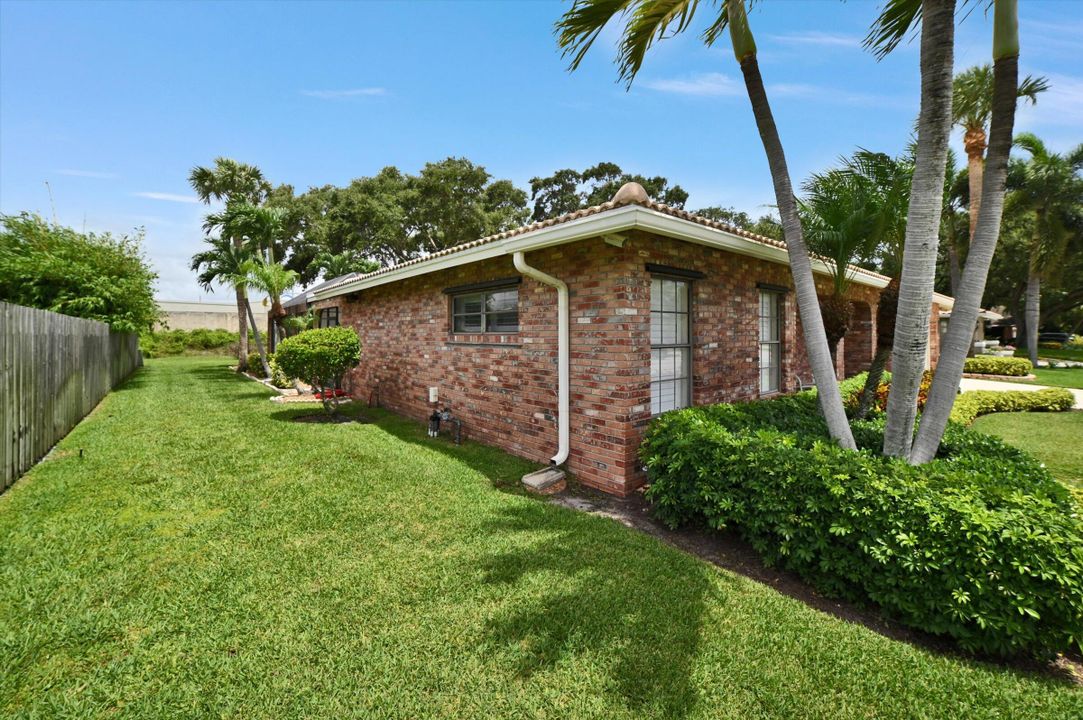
[[879, 0, 957, 460], [911, 0, 1037, 463], [189, 159, 271, 370], [189, 237, 269, 375], [205, 203, 296, 363], [247, 258, 299, 349], [556, 0, 864, 449], [952, 64, 1047, 242], [800, 170, 880, 363], [1007, 133, 1083, 366]]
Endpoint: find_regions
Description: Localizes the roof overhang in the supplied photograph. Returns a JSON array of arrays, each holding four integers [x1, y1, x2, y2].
[[312, 205, 894, 301]]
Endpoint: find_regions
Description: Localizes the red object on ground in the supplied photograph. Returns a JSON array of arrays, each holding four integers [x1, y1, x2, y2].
[[313, 389, 349, 400]]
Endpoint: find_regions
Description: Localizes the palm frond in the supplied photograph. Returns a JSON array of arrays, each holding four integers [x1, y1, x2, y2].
[[864, 0, 922, 60]]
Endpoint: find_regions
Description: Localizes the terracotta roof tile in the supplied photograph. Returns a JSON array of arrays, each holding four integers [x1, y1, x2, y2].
[[317, 194, 890, 295]]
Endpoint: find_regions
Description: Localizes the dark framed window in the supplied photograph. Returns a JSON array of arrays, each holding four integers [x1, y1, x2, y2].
[[650, 275, 692, 415], [451, 287, 518, 333], [318, 307, 340, 328], [758, 290, 782, 394]]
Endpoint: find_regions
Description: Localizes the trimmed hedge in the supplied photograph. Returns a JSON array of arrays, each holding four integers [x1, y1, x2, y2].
[[950, 388, 1075, 425], [963, 356, 1032, 376], [641, 392, 1083, 658]]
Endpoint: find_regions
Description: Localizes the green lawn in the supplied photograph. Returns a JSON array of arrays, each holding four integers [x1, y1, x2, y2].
[[1016, 346, 1083, 363], [980, 366, 1083, 389], [1028, 367, 1083, 390], [2, 357, 1080, 719], [972, 411, 1083, 489]]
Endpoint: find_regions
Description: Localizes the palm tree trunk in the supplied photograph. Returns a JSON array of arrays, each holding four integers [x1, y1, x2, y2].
[[245, 299, 273, 378], [235, 288, 249, 371], [1025, 267, 1040, 367], [947, 240, 962, 297], [965, 136, 986, 239], [737, 53, 856, 450], [911, 25, 1020, 464], [855, 347, 890, 420], [882, 0, 956, 459]]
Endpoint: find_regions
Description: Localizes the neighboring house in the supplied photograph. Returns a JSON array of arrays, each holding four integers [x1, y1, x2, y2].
[[157, 300, 268, 333], [283, 276, 353, 329], [311, 183, 953, 496]]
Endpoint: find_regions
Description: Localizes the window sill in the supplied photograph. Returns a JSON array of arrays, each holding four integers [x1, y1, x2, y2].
[[447, 333, 521, 348]]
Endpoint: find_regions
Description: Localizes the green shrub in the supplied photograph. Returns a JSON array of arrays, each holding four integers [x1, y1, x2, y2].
[[246, 352, 267, 377], [268, 356, 292, 389], [274, 327, 360, 412], [963, 356, 1032, 376], [641, 395, 1083, 658], [949, 388, 1075, 425], [139, 329, 239, 358]]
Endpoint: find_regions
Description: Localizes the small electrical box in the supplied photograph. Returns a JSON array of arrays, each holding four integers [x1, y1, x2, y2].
[[428, 387, 439, 403]]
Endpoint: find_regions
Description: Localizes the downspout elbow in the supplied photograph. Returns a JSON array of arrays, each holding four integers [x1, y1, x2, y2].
[[512, 251, 570, 466]]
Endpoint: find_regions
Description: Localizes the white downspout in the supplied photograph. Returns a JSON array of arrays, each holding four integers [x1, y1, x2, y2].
[[513, 251, 569, 466]]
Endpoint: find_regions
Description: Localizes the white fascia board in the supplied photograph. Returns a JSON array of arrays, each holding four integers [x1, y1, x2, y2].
[[630, 208, 890, 290], [312, 205, 890, 300], [311, 206, 642, 300], [932, 292, 955, 310]]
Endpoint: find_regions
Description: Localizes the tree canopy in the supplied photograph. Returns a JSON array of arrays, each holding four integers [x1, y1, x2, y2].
[[529, 162, 688, 221], [273, 158, 529, 283], [0, 213, 160, 333]]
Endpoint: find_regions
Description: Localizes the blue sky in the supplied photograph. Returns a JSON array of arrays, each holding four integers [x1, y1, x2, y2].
[[2, 1, 1080, 302]]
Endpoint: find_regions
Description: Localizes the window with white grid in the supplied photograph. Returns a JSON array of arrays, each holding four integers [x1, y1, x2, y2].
[[759, 290, 782, 394], [650, 276, 691, 414]]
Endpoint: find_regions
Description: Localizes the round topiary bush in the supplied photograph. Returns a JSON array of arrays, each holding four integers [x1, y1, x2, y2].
[[274, 327, 361, 413]]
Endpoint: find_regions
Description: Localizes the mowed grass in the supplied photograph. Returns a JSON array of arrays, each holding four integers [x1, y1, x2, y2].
[[1028, 367, 1083, 390], [972, 411, 1083, 489], [1, 357, 1080, 719]]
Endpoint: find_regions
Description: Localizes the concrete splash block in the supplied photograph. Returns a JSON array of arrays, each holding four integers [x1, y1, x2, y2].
[[522, 467, 566, 495]]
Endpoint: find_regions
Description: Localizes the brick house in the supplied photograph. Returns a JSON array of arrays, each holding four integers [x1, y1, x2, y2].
[[310, 183, 953, 496]]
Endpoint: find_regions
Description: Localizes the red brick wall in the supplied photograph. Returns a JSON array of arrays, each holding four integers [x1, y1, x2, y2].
[[314, 232, 895, 495]]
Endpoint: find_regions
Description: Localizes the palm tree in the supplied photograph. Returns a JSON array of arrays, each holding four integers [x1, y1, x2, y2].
[[1007, 133, 1083, 366], [879, 0, 957, 460], [202, 202, 294, 365], [247, 258, 299, 348], [800, 170, 880, 363], [189, 237, 270, 376], [189, 159, 271, 370], [911, 0, 1038, 463], [314, 250, 380, 280], [556, 0, 861, 450], [952, 65, 1047, 242]]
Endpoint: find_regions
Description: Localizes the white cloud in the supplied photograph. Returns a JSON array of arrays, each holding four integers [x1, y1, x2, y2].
[[767, 82, 910, 109], [1016, 73, 1083, 129], [642, 72, 740, 97], [767, 32, 862, 48], [133, 192, 200, 204], [56, 169, 118, 179], [301, 87, 386, 99]]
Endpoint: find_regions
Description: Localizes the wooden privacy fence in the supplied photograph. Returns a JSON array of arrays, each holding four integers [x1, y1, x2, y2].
[[1, 301, 143, 491]]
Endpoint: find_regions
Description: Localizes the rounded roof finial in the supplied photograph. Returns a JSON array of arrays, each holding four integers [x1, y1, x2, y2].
[[611, 181, 650, 206]]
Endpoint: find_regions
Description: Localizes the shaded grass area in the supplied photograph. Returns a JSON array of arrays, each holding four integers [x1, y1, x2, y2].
[[972, 411, 1083, 489], [1, 357, 1080, 719]]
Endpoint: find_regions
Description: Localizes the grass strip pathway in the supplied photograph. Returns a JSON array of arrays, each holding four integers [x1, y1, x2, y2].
[[1, 357, 1080, 718]]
